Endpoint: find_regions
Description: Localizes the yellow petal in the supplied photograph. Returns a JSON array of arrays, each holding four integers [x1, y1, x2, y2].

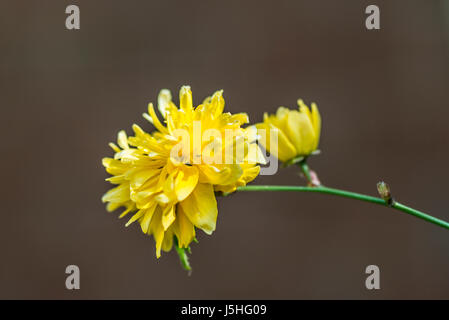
[[148, 207, 164, 258], [102, 158, 129, 175], [256, 123, 296, 162], [297, 99, 312, 119], [147, 103, 169, 134], [162, 227, 174, 252], [106, 202, 121, 212], [240, 164, 260, 184], [102, 183, 130, 203], [162, 170, 178, 202], [228, 113, 249, 125], [113, 149, 140, 162], [108, 142, 120, 153], [105, 175, 125, 184], [202, 95, 212, 105], [131, 188, 157, 208], [286, 110, 316, 155], [180, 183, 218, 235], [125, 208, 145, 226], [161, 205, 176, 230], [154, 192, 171, 205], [179, 85, 193, 112], [173, 205, 196, 248], [157, 89, 172, 118], [311, 102, 321, 149], [214, 164, 260, 193], [270, 107, 290, 133], [119, 205, 134, 218], [138, 202, 158, 232], [128, 168, 160, 190], [174, 166, 199, 201], [209, 90, 224, 117], [198, 164, 242, 185], [117, 130, 129, 150]]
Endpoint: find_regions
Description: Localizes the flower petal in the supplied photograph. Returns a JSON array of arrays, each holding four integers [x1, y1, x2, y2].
[[179, 85, 193, 112], [286, 110, 316, 155], [157, 89, 172, 118], [148, 207, 164, 258], [162, 227, 174, 252], [102, 183, 130, 203], [198, 164, 242, 185], [139, 202, 158, 232], [209, 90, 225, 117], [256, 123, 296, 162], [180, 183, 218, 235], [147, 103, 169, 134], [117, 130, 129, 150], [310, 102, 321, 149], [173, 204, 196, 248], [174, 165, 199, 201], [161, 204, 176, 230]]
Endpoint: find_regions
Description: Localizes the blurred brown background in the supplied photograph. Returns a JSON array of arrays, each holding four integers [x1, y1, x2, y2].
[[1, 0, 449, 299]]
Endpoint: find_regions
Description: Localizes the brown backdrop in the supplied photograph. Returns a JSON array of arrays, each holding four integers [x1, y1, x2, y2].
[[1, 0, 449, 299]]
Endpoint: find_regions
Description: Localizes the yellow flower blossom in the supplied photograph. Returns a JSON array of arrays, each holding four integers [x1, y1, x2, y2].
[[102, 86, 263, 258], [256, 99, 321, 163]]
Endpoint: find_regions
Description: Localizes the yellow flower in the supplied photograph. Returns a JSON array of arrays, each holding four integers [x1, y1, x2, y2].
[[102, 86, 263, 258], [256, 99, 321, 163]]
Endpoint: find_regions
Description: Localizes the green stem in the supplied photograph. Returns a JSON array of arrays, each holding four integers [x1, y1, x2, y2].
[[236, 185, 449, 230], [174, 238, 192, 273], [298, 160, 313, 184]]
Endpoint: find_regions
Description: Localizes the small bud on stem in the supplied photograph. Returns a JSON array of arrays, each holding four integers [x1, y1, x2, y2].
[[377, 181, 394, 206]]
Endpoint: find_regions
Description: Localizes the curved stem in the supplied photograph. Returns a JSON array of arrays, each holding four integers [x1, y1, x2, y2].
[[236, 185, 449, 230], [298, 160, 313, 183]]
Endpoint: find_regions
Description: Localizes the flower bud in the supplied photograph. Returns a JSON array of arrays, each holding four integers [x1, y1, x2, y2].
[[255, 99, 321, 164], [377, 181, 393, 205]]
